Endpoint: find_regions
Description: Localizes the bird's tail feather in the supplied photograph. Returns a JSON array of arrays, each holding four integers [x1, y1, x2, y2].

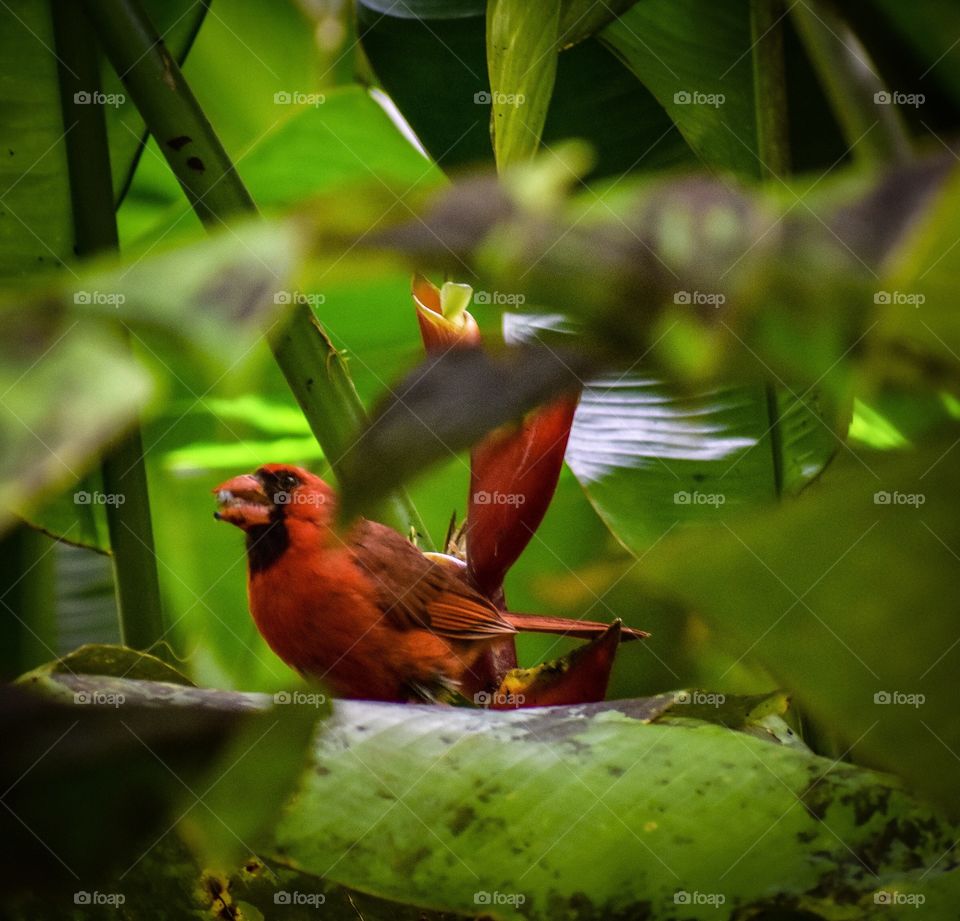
[[504, 613, 648, 642]]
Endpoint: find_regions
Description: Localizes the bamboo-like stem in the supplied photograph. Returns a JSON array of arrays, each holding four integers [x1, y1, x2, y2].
[[54, 0, 169, 657], [82, 0, 428, 541], [0, 524, 56, 679]]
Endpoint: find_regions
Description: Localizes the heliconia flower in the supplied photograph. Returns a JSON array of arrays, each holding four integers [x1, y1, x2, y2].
[[412, 273, 481, 353], [410, 273, 580, 600]]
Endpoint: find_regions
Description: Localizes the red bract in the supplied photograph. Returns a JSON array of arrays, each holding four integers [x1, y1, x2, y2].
[[490, 621, 625, 709], [467, 393, 579, 598]]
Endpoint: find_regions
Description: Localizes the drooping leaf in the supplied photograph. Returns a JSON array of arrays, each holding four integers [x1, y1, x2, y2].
[[0, 317, 151, 538]]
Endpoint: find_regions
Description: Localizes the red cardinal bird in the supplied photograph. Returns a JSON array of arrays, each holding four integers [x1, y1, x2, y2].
[[214, 464, 646, 703]]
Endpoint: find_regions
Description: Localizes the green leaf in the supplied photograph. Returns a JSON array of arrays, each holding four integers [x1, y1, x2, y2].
[[568, 377, 841, 549], [2, 216, 305, 540], [601, 1, 759, 174], [274, 697, 960, 919], [77, 217, 307, 365], [238, 87, 443, 209], [0, 0, 72, 279], [375, 152, 953, 392], [22, 642, 194, 685], [643, 431, 960, 810], [0, 0, 207, 555], [558, 0, 639, 49], [0, 0, 208, 278], [881, 164, 960, 382], [486, 0, 561, 171]]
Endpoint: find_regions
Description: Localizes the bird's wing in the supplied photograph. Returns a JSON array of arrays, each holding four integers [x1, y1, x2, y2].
[[350, 520, 517, 641]]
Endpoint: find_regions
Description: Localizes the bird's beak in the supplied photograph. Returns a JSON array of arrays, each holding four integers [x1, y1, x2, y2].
[[213, 473, 272, 529]]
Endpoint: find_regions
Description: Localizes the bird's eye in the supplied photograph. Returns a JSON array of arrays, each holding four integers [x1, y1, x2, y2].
[[277, 472, 298, 492]]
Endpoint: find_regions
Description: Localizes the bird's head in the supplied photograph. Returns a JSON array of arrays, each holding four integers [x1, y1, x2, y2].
[[213, 464, 335, 532]]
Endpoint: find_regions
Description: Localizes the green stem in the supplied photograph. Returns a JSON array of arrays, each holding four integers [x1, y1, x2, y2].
[[750, 1, 788, 496], [753, 2, 839, 759], [54, 0, 169, 657], [750, 0, 790, 179], [0, 524, 56, 679], [82, 0, 428, 541], [790, 0, 911, 165]]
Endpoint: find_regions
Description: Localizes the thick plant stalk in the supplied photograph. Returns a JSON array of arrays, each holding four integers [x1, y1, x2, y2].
[[82, 0, 426, 540], [750, 0, 791, 180], [54, 0, 169, 657], [0, 525, 56, 679], [790, 0, 911, 164], [751, 0, 791, 495]]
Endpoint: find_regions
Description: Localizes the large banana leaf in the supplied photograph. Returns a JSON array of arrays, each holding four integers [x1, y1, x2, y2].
[[17, 670, 960, 919], [505, 313, 842, 547]]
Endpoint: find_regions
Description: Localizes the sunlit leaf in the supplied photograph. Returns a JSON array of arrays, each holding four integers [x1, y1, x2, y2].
[[163, 437, 322, 475], [486, 0, 561, 171]]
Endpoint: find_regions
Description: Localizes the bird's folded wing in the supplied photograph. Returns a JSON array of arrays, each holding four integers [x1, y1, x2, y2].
[[351, 519, 516, 640], [425, 595, 518, 640]]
